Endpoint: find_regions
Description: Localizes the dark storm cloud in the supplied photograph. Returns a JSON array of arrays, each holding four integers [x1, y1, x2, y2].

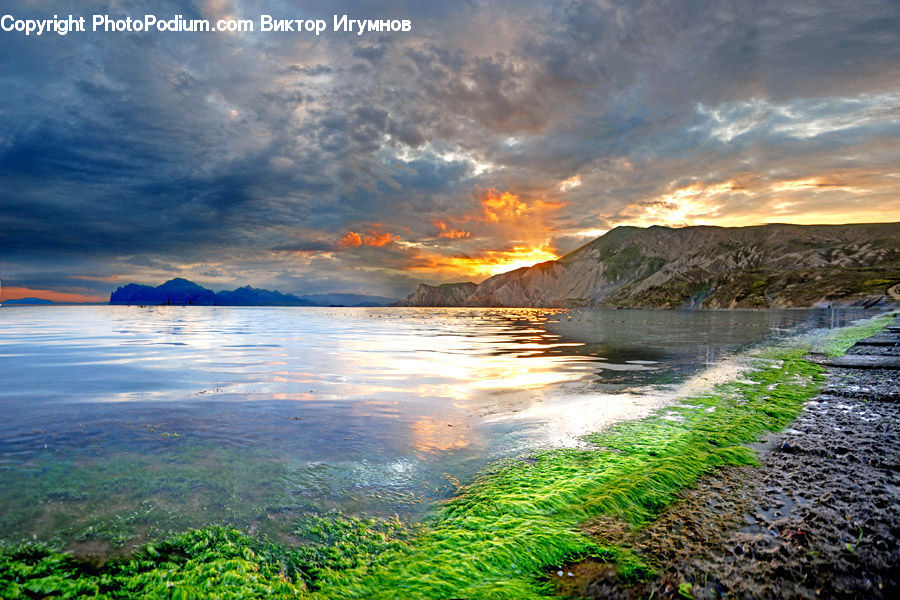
[[1, 0, 899, 299]]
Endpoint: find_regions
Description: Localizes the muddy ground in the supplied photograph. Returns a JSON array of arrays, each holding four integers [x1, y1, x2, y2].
[[554, 319, 900, 599]]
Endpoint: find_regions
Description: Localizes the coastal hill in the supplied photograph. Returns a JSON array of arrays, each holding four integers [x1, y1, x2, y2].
[[397, 282, 479, 307], [395, 223, 900, 309], [109, 278, 394, 307]]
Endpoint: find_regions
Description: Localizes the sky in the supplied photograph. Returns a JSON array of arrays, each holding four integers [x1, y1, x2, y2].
[[1, 0, 899, 302]]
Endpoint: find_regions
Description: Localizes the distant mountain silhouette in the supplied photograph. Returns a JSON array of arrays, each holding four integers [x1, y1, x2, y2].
[[110, 278, 217, 305], [109, 278, 395, 306], [3, 297, 58, 305], [214, 285, 316, 306]]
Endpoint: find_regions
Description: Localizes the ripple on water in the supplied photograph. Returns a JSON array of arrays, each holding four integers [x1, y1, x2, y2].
[[0, 305, 878, 546]]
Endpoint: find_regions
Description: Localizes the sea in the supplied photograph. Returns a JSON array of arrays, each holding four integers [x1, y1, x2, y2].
[[0, 305, 873, 551]]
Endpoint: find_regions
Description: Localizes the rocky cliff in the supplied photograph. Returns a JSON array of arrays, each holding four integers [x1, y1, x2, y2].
[[394, 223, 900, 308], [395, 282, 478, 306]]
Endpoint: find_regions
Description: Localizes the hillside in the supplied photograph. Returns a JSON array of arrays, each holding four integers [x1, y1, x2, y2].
[[398, 282, 479, 307], [394, 223, 900, 308]]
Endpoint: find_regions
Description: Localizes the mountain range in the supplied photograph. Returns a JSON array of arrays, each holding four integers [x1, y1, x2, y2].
[[109, 279, 395, 307], [395, 223, 900, 309]]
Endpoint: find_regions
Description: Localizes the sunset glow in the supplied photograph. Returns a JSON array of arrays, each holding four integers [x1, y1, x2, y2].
[[614, 171, 900, 230], [2, 4, 898, 598], [479, 247, 560, 275], [479, 189, 528, 223], [1, 286, 106, 304], [339, 229, 399, 249], [1, 0, 897, 301], [432, 220, 471, 239], [411, 246, 560, 279]]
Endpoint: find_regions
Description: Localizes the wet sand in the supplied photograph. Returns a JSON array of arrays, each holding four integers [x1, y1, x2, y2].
[[557, 317, 900, 599]]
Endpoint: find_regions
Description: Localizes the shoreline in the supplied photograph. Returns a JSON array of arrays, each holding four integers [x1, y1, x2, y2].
[[557, 313, 900, 598], [1, 312, 895, 598]]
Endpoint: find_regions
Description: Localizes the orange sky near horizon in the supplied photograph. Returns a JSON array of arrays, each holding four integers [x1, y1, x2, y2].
[[1, 286, 107, 304]]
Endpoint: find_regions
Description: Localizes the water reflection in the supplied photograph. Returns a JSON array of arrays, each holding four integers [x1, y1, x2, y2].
[[0, 305, 881, 547]]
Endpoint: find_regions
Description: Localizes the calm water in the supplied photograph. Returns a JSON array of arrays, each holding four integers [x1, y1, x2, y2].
[[0, 305, 871, 550]]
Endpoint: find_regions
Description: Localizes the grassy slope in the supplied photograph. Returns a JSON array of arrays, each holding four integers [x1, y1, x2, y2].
[[1, 313, 894, 599]]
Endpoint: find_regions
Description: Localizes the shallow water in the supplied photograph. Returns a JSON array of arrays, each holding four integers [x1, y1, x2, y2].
[[0, 305, 873, 550]]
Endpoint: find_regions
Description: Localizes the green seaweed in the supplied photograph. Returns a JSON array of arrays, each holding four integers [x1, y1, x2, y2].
[[0, 527, 306, 599], [809, 311, 895, 357], [0, 314, 892, 599]]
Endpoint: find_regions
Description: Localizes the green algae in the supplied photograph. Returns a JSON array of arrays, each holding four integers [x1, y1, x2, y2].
[[0, 444, 442, 553], [0, 527, 306, 600], [809, 311, 895, 357], [320, 346, 824, 599], [1, 314, 892, 599]]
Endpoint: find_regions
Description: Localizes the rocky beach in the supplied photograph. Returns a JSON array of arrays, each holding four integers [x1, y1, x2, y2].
[[558, 316, 900, 599], [2, 310, 896, 599]]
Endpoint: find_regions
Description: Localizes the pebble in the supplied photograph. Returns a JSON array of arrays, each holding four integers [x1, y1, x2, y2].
[[779, 440, 796, 453]]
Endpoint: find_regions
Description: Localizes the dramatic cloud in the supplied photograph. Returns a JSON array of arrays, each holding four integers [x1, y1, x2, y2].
[[1, 0, 898, 300], [338, 232, 363, 249]]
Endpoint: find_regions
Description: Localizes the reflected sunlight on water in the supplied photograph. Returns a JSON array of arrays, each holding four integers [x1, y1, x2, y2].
[[0, 305, 876, 549]]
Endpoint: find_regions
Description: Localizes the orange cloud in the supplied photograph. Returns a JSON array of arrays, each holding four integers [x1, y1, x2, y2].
[[339, 231, 363, 248], [364, 231, 398, 247], [1, 286, 106, 303], [432, 220, 471, 239], [425, 188, 563, 240], [339, 229, 399, 249], [479, 189, 528, 222], [401, 187, 567, 280]]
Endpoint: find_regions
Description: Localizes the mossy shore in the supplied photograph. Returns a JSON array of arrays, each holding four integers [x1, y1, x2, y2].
[[1, 313, 894, 599]]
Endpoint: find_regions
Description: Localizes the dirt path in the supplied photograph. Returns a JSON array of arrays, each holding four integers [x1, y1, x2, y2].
[[557, 318, 900, 599]]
